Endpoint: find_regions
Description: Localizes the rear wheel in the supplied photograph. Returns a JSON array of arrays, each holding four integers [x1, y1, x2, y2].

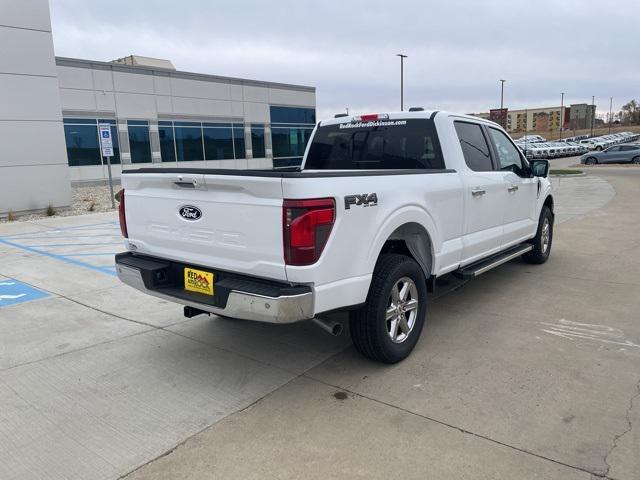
[[349, 254, 427, 363], [632, 156, 640, 164], [523, 206, 553, 264]]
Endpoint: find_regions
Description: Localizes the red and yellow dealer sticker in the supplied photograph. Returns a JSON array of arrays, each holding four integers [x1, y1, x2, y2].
[[184, 268, 214, 296]]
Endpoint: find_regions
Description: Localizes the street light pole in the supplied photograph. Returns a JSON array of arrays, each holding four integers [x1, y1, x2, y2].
[[500, 79, 506, 128], [397, 54, 407, 111], [560, 92, 564, 141], [590, 95, 595, 138], [609, 97, 613, 134]]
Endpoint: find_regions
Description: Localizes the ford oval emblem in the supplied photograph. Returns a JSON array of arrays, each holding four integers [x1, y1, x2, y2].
[[179, 205, 202, 221]]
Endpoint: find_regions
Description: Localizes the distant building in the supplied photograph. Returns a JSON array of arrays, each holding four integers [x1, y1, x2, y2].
[[505, 106, 567, 133], [472, 104, 595, 134], [0, 0, 316, 217], [489, 108, 508, 128], [569, 103, 596, 130]]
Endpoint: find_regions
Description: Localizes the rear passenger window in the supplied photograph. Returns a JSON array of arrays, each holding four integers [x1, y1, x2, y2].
[[454, 122, 493, 171]]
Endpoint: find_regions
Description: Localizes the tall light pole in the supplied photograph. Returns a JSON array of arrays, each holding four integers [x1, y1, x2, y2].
[[397, 54, 407, 111], [590, 96, 595, 138], [499, 79, 506, 128], [559, 92, 564, 141], [609, 97, 613, 134], [524, 107, 528, 151]]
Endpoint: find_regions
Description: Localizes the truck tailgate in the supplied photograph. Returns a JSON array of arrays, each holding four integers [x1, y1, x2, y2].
[[121, 171, 286, 281]]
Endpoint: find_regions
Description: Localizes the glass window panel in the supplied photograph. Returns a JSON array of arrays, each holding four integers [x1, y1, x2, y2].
[[63, 118, 97, 125], [63, 123, 101, 166], [272, 127, 314, 159], [203, 126, 234, 160], [454, 122, 493, 172], [128, 122, 152, 164], [159, 125, 176, 162], [273, 157, 303, 168], [158, 120, 173, 126], [251, 125, 265, 158], [203, 122, 232, 128], [233, 124, 245, 159], [174, 126, 204, 162], [127, 120, 149, 126], [270, 106, 316, 124], [174, 121, 201, 127], [488, 128, 524, 174], [305, 119, 444, 170]]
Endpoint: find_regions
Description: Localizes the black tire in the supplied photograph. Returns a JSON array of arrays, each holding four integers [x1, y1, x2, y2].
[[349, 254, 427, 363], [632, 156, 640, 165], [596, 146, 603, 151], [585, 157, 598, 165], [523, 206, 554, 264]]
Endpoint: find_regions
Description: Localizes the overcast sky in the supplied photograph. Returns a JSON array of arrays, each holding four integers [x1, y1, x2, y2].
[[50, 0, 638, 120]]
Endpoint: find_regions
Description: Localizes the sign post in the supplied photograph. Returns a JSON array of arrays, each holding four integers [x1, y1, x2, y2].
[[98, 123, 115, 209]]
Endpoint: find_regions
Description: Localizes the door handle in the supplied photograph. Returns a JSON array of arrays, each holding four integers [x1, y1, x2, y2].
[[471, 188, 486, 197], [507, 185, 519, 193]]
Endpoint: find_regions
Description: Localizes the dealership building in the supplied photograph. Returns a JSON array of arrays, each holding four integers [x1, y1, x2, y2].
[[1, 1, 316, 217]]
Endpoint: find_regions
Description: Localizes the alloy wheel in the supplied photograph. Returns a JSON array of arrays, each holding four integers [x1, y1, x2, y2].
[[385, 277, 419, 344]]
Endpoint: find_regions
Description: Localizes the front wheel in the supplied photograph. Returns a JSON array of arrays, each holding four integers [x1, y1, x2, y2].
[[596, 146, 603, 151], [523, 206, 553, 264], [584, 157, 598, 165], [632, 156, 640, 165], [349, 254, 427, 363]]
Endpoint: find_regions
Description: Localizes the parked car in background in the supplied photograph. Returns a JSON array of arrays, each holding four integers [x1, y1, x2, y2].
[[579, 139, 607, 151], [581, 144, 640, 164]]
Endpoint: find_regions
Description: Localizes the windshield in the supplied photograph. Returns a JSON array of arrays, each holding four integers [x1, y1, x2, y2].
[[304, 119, 445, 170]]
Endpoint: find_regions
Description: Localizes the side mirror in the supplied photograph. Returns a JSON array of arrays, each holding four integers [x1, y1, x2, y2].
[[530, 159, 549, 178]]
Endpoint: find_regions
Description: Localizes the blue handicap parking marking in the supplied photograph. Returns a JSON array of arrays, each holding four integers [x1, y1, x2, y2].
[[0, 279, 50, 308]]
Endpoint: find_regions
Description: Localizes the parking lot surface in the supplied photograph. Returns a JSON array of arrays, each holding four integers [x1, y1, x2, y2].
[[1, 164, 638, 480]]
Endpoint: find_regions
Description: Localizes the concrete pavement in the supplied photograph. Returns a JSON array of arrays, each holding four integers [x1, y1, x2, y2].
[[1, 166, 638, 480]]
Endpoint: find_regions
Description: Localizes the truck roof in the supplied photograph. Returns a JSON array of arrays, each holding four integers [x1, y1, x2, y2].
[[318, 110, 501, 128]]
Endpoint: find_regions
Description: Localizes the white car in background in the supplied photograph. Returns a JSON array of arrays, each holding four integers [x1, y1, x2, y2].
[[580, 139, 607, 151]]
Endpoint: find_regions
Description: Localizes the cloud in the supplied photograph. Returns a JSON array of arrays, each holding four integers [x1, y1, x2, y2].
[[50, 0, 639, 119]]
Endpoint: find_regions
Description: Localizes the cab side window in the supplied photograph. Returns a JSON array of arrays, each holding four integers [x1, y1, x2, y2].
[[454, 121, 493, 172], [488, 128, 525, 175]]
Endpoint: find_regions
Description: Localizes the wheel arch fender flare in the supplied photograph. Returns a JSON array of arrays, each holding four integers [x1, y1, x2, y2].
[[367, 206, 439, 279], [542, 192, 554, 215]]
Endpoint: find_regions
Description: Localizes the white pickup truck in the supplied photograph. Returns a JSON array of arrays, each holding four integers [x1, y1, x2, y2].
[[115, 110, 554, 363]]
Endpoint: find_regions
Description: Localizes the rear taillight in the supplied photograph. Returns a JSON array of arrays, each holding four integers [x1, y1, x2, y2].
[[117, 188, 128, 238], [283, 198, 335, 266]]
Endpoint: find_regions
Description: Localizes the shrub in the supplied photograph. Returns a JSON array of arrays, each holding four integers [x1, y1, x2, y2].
[[46, 204, 56, 216]]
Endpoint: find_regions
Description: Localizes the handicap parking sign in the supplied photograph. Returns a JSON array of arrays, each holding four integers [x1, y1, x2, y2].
[[99, 124, 114, 157], [0, 279, 49, 307]]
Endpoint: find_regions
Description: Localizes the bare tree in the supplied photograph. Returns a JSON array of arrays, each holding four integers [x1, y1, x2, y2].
[[621, 100, 640, 124]]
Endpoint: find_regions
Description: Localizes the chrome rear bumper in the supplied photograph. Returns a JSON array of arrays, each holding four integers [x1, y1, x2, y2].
[[116, 259, 314, 324]]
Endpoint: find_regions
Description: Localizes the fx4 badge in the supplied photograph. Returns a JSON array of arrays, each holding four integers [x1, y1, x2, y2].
[[344, 193, 378, 210]]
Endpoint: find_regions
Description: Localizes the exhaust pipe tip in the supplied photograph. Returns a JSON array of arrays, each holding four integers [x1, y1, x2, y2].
[[312, 317, 343, 336]]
